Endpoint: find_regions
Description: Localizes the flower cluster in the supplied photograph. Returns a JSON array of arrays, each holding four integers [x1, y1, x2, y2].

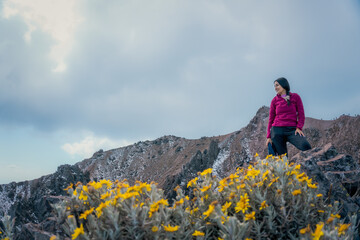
[[51, 154, 357, 239]]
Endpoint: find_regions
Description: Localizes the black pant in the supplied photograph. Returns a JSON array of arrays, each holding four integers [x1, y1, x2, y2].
[[271, 126, 311, 156]]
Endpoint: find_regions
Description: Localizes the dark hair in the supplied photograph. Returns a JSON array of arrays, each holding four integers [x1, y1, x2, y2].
[[274, 77, 291, 105], [274, 77, 290, 95]]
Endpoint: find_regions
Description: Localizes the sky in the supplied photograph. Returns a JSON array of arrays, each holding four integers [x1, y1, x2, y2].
[[0, 0, 359, 184]]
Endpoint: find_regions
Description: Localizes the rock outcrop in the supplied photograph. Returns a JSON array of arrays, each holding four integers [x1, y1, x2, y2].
[[0, 165, 89, 239], [293, 143, 360, 237], [293, 143, 360, 212]]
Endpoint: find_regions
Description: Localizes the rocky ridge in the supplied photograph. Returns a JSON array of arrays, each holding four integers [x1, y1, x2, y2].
[[0, 106, 359, 239]]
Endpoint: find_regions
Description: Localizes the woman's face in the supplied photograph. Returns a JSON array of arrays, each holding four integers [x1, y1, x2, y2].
[[274, 81, 286, 95]]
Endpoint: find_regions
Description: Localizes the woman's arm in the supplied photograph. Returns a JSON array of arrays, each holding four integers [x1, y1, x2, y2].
[[295, 94, 305, 130], [266, 98, 276, 139]]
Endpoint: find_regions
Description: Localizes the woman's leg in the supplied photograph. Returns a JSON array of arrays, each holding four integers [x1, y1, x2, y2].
[[271, 127, 288, 155], [287, 130, 312, 151]]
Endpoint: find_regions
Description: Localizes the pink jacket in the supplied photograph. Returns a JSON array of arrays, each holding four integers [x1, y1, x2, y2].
[[266, 92, 305, 138]]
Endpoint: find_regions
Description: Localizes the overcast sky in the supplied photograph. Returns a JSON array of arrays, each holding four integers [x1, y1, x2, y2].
[[0, 0, 359, 183]]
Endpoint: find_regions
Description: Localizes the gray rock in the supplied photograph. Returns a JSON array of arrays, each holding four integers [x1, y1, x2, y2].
[[0, 165, 89, 240]]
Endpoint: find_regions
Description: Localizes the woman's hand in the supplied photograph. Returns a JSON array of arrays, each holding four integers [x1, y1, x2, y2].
[[295, 128, 305, 137], [266, 138, 272, 146]]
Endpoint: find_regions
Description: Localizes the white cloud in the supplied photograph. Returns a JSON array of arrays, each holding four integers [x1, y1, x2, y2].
[[2, 0, 82, 72], [61, 133, 132, 159]]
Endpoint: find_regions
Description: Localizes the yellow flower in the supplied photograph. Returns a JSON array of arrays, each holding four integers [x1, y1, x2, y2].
[[245, 211, 256, 221], [90, 181, 103, 189], [268, 177, 279, 187], [326, 217, 334, 224], [99, 179, 113, 188], [235, 193, 250, 213], [192, 230, 205, 236], [299, 224, 310, 234], [221, 202, 232, 213], [254, 153, 259, 157], [277, 189, 282, 194], [187, 177, 198, 188], [82, 185, 88, 192], [100, 192, 111, 199], [71, 223, 84, 240], [331, 213, 341, 219], [73, 189, 78, 196], [50, 236, 57, 240], [79, 191, 88, 201], [200, 184, 212, 192], [318, 210, 324, 213], [294, 164, 301, 170], [259, 200, 269, 210], [132, 181, 151, 193], [151, 226, 159, 232], [229, 173, 239, 180], [307, 183, 317, 189], [190, 207, 199, 215], [296, 172, 305, 179], [218, 184, 226, 192], [288, 170, 299, 176], [64, 183, 73, 191], [149, 199, 169, 217], [262, 170, 269, 179], [337, 223, 350, 236], [200, 168, 212, 176], [79, 207, 94, 220], [221, 216, 229, 224], [298, 176, 308, 183], [68, 215, 74, 219], [118, 191, 139, 200], [246, 169, 261, 179], [163, 224, 179, 232], [316, 194, 323, 198], [203, 204, 215, 219], [311, 222, 324, 240], [292, 189, 301, 196], [228, 192, 236, 200], [175, 198, 184, 207], [96, 201, 110, 217]]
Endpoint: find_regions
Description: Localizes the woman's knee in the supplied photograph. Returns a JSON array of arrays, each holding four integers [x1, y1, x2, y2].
[[299, 141, 311, 151]]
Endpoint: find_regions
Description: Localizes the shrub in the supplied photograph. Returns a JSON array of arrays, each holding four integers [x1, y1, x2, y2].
[[52, 155, 357, 239], [0, 215, 14, 240]]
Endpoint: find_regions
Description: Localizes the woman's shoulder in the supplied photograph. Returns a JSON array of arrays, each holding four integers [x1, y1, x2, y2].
[[271, 95, 280, 102], [290, 92, 301, 98]]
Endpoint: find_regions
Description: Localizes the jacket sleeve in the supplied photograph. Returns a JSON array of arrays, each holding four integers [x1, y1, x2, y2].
[[295, 94, 305, 130], [267, 98, 276, 138]]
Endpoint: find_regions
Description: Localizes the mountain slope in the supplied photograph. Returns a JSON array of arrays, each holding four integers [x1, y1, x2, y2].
[[0, 106, 359, 239], [75, 106, 360, 187]]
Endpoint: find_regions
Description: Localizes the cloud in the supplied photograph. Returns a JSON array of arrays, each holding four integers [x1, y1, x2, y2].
[[61, 133, 132, 159], [0, 0, 359, 141], [2, 0, 82, 72]]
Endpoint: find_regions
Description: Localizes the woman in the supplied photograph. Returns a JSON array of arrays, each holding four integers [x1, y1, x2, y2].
[[266, 77, 311, 156]]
